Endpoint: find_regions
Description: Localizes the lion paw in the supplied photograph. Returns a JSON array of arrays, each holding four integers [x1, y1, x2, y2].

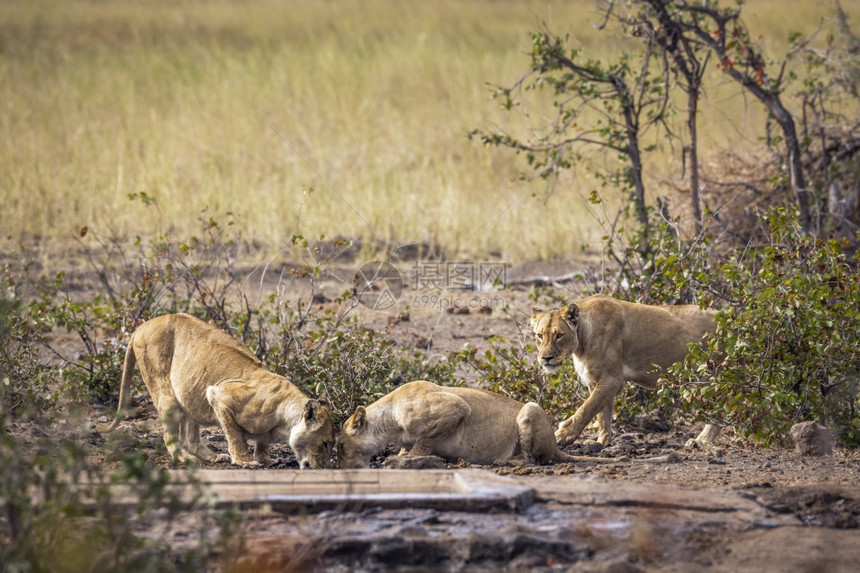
[[555, 429, 576, 447], [231, 459, 261, 468], [169, 450, 202, 466], [684, 437, 715, 450]]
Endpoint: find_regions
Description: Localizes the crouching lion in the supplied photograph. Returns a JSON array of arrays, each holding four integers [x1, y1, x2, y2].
[[530, 294, 721, 448], [107, 313, 334, 468], [337, 380, 577, 468]]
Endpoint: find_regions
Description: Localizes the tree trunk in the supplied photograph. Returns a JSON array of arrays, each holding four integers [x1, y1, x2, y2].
[[770, 102, 813, 234], [688, 88, 703, 232], [621, 86, 650, 252]]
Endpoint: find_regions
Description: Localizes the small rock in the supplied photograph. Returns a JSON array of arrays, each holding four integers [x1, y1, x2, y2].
[[583, 441, 604, 455], [789, 421, 834, 456], [632, 411, 670, 433]]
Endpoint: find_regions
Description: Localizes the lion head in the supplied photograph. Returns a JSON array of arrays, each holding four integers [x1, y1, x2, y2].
[[288, 399, 335, 469], [336, 406, 377, 469], [529, 304, 580, 374]]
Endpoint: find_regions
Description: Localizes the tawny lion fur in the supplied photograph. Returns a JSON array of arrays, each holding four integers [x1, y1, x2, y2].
[[337, 380, 585, 468], [107, 313, 334, 468], [530, 294, 721, 448]]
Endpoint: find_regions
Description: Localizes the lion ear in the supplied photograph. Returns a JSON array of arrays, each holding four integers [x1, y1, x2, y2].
[[529, 307, 544, 330], [562, 303, 580, 325], [350, 406, 367, 432], [304, 399, 325, 423]]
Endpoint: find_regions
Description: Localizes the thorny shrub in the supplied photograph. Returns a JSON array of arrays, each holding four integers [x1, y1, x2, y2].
[[664, 209, 860, 446], [521, 204, 859, 446], [457, 335, 584, 423], [1, 273, 56, 416]]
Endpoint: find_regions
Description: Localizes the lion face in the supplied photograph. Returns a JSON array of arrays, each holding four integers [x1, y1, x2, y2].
[[529, 304, 580, 374], [336, 406, 376, 469], [289, 399, 335, 469]]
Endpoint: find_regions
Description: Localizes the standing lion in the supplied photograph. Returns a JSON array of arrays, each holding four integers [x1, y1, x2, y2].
[[530, 294, 720, 448], [107, 313, 334, 468]]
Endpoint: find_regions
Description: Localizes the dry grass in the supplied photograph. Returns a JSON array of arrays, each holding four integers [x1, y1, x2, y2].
[[1, 0, 855, 260]]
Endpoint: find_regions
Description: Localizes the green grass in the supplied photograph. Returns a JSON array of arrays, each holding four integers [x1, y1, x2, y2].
[[1, 0, 855, 260]]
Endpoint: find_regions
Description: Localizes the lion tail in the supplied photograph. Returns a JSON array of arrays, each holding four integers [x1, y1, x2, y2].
[[553, 447, 617, 464], [553, 447, 577, 463], [105, 334, 137, 432]]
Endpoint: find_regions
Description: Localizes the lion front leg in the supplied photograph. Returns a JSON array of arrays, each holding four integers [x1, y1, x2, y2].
[[254, 438, 273, 466], [206, 386, 259, 467], [556, 378, 623, 447], [685, 423, 722, 449]]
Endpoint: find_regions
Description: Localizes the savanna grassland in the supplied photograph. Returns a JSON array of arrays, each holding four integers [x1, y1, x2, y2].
[[2, 0, 856, 260]]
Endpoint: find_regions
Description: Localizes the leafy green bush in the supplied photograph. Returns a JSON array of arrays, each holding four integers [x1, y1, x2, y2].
[[457, 335, 583, 423], [471, 2, 860, 448], [666, 209, 860, 445], [0, 265, 58, 416], [281, 322, 403, 421], [514, 205, 859, 446], [265, 309, 464, 421]]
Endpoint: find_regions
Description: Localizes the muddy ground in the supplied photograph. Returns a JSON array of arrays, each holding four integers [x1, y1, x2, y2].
[[8, 257, 860, 571]]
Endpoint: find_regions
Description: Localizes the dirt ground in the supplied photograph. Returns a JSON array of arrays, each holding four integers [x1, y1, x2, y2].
[[8, 257, 860, 571]]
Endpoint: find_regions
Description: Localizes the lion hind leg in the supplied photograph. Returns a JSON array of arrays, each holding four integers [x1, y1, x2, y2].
[[179, 417, 229, 463], [401, 392, 471, 457], [206, 386, 258, 467], [515, 402, 556, 465], [161, 408, 199, 465], [199, 435, 230, 464], [178, 417, 201, 456], [150, 388, 200, 464], [595, 399, 615, 446], [685, 423, 722, 449]]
